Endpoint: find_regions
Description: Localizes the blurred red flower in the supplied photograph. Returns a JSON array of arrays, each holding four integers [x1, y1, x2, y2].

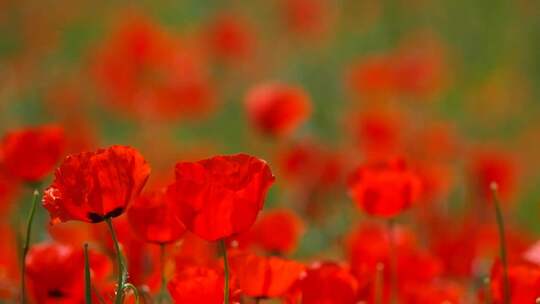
[[229, 251, 305, 298], [128, 188, 186, 244], [401, 280, 464, 304], [25, 242, 110, 304], [1, 125, 65, 182], [245, 83, 312, 137], [92, 14, 215, 121], [0, 224, 19, 301], [167, 154, 275, 241], [348, 158, 422, 218], [469, 149, 517, 203], [168, 265, 238, 304], [346, 110, 403, 161], [488, 260, 540, 303], [347, 37, 446, 101], [280, 0, 331, 38], [204, 13, 256, 64], [294, 262, 359, 304], [252, 209, 304, 254], [277, 140, 344, 190], [43, 145, 150, 224]]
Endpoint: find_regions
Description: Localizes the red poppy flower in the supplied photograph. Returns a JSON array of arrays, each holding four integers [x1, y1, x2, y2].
[[346, 110, 403, 160], [469, 149, 517, 203], [174, 232, 217, 269], [230, 251, 305, 298], [348, 158, 422, 218], [92, 13, 215, 121], [245, 83, 312, 137], [277, 140, 343, 189], [128, 188, 186, 244], [0, 166, 20, 216], [295, 262, 359, 304], [167, 154, 275, 241], [204, 13, 256, 64], [0, 224, 19, 301], [489, 260, 540, 303], [252, 209, 304, 254], [168, 266, 238, 304], [1, 125, 65, 182], [42, 145, 150, 224], [25, 242, 111, 304]]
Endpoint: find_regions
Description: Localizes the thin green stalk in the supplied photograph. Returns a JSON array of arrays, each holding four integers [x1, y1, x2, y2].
[[387, 219, 397, 304], [20, 188, 40, 304], [219, 240, 230, 304], [84, 243, 92, 304], [491, 183, 510, 304], [105, 218, 126, 304], [159, 243, 167, 304]]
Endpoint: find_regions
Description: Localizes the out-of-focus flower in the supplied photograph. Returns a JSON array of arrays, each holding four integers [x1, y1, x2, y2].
[[0, 166, 19, 216], [229, 251, 305, 298], [128, 188, 185, 244], [430, 219, 532, 278], [167, 154, 275, 241], [245, 83, 312, 138], [91, 14, 215, 121], [346, 222, 442, 302], [204, 13, 256, 65], [277, 140, 344, 190], [42, 145, 150, 224], [251, 209, 304, 254], [279, 0, 332, 38], [401, 280, 464, 304], [488, 260, 540, 303], [292, 262, 359, 304], [348, 158, 422, 218], [469, 149, 517, 203], [346, 110, 403, 161], [1, 125, 65, 182], [347, 35, 447, 101], [25, 242, 110, 304], [168, 265, 238, 304], [0, 224, 19, 301]]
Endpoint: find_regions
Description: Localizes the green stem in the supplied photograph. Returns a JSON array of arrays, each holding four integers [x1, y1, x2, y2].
[[84, 243, 92, 304], [491, 183, 510, 304], [105, 218, 126, 304], [219, 240, 230, 304], [387, 219, 397, 304], [20, 188, 40, 304], [159, 243, 167, 304]]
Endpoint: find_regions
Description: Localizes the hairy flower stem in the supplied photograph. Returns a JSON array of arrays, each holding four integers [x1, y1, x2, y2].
[[84, 243, 92, 304], [105, 218, 127, 304], [20, 188, 40, 304], [219, 240, 230, 304], [387, 219, 397, 304], [491, 183, 510, 304]]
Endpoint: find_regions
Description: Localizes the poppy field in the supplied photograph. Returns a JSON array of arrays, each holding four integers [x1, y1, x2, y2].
[[1, 1, 540, 303]]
